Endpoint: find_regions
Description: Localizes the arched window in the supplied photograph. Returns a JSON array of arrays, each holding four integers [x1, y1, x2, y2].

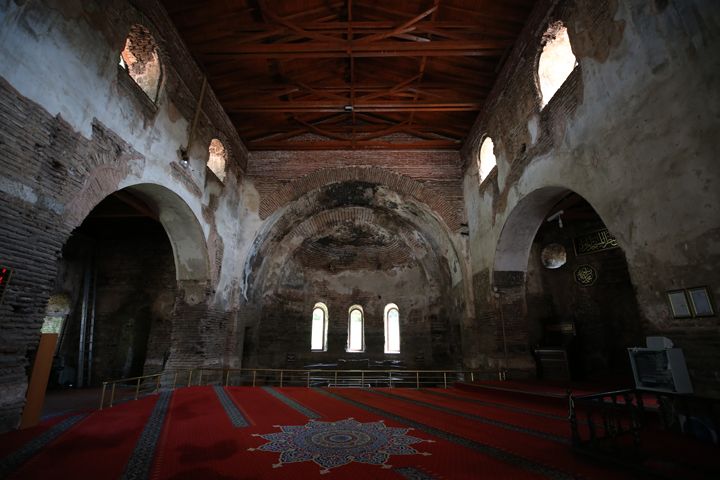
[[119, 25, 162, 102], [310, 302, 328, 351], [538, 23, 576, 108], [208, 138, 227, 182], [478, 136, 497, 183], [347, 305, 364, 352], [384, 303, 400, 354]]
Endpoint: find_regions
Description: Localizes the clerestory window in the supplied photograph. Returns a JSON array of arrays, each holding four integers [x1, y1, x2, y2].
[[478, 136, 497, 183], [208, 138, 227, 182], [347, 305, 364, 352], [311, 302, 328, 351], [538, 23, 576, 108], [119, 24, 162, 103], [384, 303, 400, 354]]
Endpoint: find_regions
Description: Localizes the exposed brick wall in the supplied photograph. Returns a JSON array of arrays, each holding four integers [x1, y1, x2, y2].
[[0, 76, 103, 430], [129, 0, 249, 173], [244, 262, 457, 371], [248, 151, 465, 229], [54, 218, 177, 384]]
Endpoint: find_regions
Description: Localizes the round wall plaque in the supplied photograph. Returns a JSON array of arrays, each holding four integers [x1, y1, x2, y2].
[[574, 264, 597, 286]]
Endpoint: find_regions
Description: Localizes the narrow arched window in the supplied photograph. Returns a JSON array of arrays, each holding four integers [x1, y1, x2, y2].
[[311, 302, 328, 351], [119, 25, 162, 102], [208, 138, 227, 182], [347, 305, 364, 352], [538, 23, 576, 108], [478, 136, 497, 183], [384, 303, 400, 354]]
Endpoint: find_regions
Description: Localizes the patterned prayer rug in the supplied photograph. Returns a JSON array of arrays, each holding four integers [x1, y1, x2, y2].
[[248, 418, 431, 474]]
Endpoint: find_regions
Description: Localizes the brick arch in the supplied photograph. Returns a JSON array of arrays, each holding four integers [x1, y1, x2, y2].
[[258, 167, 462, 231], [64, 174, 210, 283], [286, 207, 427, 253]]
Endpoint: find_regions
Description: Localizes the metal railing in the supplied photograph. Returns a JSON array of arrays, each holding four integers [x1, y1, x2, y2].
[[569, 388, 720, 474], [99, 367, 504, 409]]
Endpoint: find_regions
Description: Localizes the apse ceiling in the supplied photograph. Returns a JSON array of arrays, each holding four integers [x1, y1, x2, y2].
[[162, 0, 537, 150]]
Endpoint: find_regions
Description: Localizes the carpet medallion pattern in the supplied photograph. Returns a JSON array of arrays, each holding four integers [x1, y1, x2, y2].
[[249, 418, 430, 473]]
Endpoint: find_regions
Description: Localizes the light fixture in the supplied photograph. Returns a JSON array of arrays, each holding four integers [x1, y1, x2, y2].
[[179, 148, 190, 168], [547, 210, 564, 228], [344, 105, 353, 112]]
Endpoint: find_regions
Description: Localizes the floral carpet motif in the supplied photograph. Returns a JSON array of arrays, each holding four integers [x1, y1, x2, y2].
[[248, 418, 431, 474]]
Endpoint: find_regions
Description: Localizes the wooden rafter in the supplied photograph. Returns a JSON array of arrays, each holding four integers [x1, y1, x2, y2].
[[161, 0, 536, 150]]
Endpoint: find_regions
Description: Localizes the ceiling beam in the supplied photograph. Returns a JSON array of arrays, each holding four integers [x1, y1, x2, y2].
[[247, 139, 461, 150], [227, 102, 482, 113], [199, 40, 508, 59]]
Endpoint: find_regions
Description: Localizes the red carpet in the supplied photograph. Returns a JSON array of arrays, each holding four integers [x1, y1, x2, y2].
[[278, 387, 547, 479], [8, 395, 158, 480], [389, 388, 570, 438], [1, 385, 709, 479], [329, 388, 634, 479], [0, 414, 72, 459]]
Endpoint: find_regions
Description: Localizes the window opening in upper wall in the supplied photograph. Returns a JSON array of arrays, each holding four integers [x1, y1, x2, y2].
[[384, 303, 400, 354], [120, 25, 162, 102], [208, 138, 228, 182], [477, 136, 497, 183], [538, 23, 576, 108], [311, 302, 328, 351], [347, 305, 364, 352]]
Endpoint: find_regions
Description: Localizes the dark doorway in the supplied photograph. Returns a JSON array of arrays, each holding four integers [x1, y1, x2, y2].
[[48, 189, 176, 387], [527, 193, 642, 383]]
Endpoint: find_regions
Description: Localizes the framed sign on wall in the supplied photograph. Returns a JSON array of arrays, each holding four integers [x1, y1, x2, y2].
[[666, 286, 715, 319]]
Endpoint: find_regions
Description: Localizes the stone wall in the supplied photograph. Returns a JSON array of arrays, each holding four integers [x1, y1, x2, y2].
[[461, 0, 720, 393], [0, 0, 247, 430], [245, 262, 455, 370]]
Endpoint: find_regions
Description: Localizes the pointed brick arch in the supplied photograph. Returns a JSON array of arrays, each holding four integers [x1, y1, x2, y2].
[[258, 167, 461, 231]]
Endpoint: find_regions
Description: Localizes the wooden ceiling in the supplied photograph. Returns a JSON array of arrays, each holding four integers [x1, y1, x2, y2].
[[162, 1, 537, 150]]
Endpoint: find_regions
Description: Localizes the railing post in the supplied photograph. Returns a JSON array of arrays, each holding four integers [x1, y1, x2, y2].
[[252, 370, 256, 387], [471, 371, 474, 382], [416, 372, 419, 389], [100, 382, 107, 410], [172, 371, 178, 390], [307, 371, 310, 388], [156, 374, 161, 394], [334, 370, 338, 386], [443, 372, 447, 389], [280, 370, 283, 388], [361, 371, 365, 387], [198, 369, 203, 386], [388, 371, 392, 388], [110, 383, 117, 408], [226, 369, 231, 387], [135, 377, 141, 400], [188, 369, 193, 387]]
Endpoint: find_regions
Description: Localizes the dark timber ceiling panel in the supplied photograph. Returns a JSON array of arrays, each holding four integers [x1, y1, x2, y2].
[[161, 0, 537, 150]]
